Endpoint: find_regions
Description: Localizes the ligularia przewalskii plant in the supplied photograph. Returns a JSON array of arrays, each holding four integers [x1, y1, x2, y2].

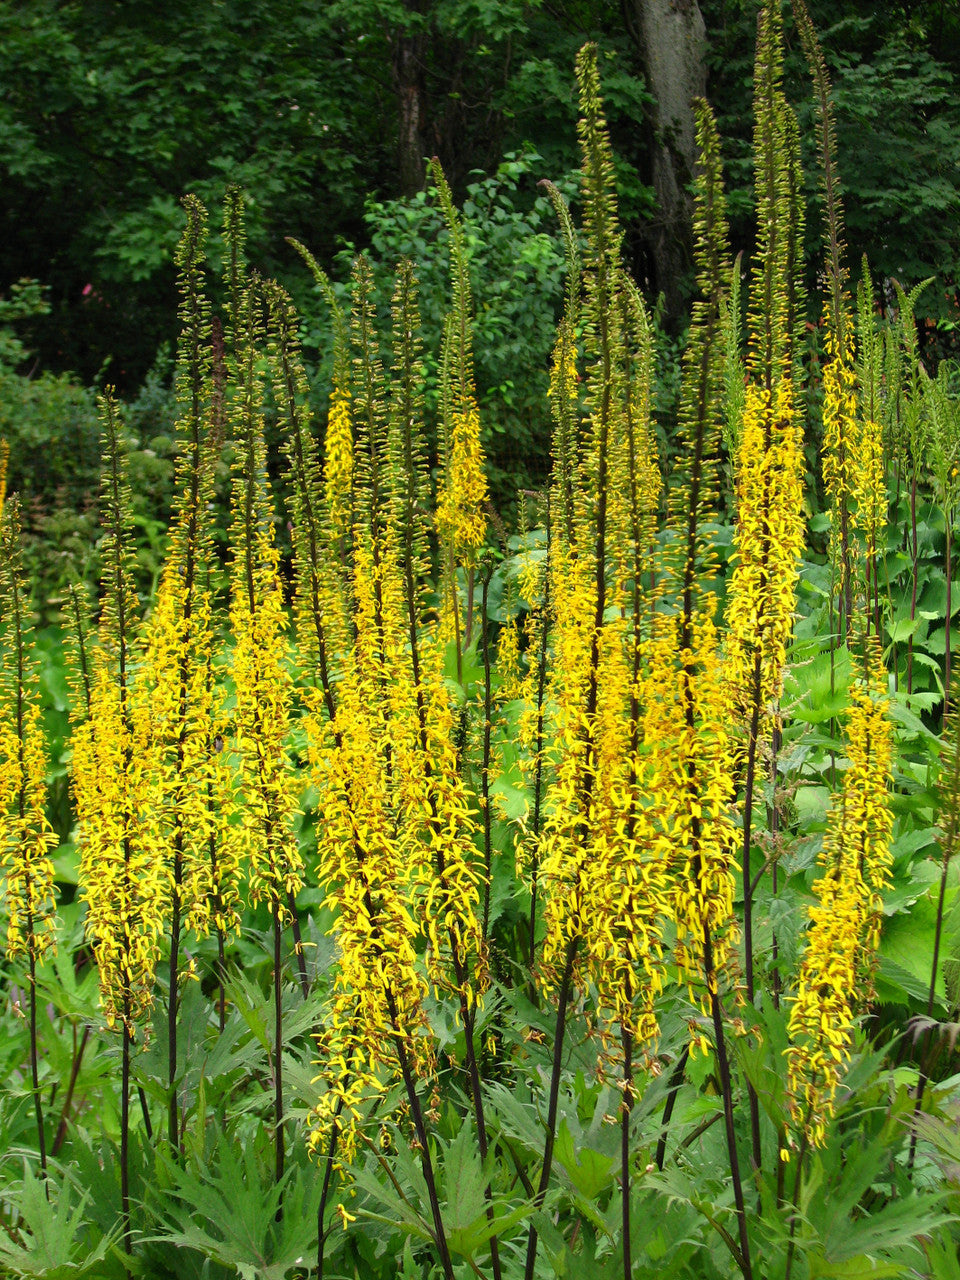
[[0, 3, 956, 1278]]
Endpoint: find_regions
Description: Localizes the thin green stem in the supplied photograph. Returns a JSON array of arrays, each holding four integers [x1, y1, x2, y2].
[[706, 929, 753, 1280], [654, 1044, 690, 1171], [945, 517, 953, 725], [620, 1025, 634, 1280], [523, 936, 579, 1280], [316, 1104, 343, 1278], [27, 944, 47, 1184], [167, 858, 182, 1157], [273, 898, 285, 1205], [784, 1122, 811, 1280], [527, 499, 551, 986], [287, 891, 310, 998], [387, 991, 455, 1280], [121, 1013, 132, 1277], [909, 694, 960, 1172], [52, 1023, 90, 1157], [481, 564, 494, 941]]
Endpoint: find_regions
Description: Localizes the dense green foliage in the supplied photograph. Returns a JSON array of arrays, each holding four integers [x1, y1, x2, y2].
[[0, 6, 960, 1279], [0, 0, 649, 387], [2, 0, 957, 390]]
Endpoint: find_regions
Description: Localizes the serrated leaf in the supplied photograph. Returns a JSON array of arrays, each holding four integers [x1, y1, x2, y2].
[[553, 1119, 616, 1200], [0, 1166, 116, 1278], [880, 885, 955, 1006], [807, 1256, 910, 1278], [441, 1121, 488, 1235], [351, 1156, 434, 1244], [149, 1136, 319, 1279], [886, 615, 923, 643]]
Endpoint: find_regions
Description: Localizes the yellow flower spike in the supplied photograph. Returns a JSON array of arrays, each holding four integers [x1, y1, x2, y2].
[[326, 385, 354, 539], [0, 499, 57, 965], [786, 642, 893, 1145], [404, 627, 486, 1005], [0, 438, 8, 520], [496, 618, 523, 703], [285, 237, 356, 553], [74, 669, 169, 1033], [142, 198, 245, 981], [851, 409, 886, 615], [531, 50, 670, 1079], [306, 305, 490, 1166], [436, 398, 488, 552], [643, 610, 740, 1021], [547, 322, 579, 431], [1, 703, 57, 962], [307, 597, 434, 1164], [663, 101, 731, 608], [227, 276, 302, 916], [71, 394, 169, 1036], [0, 720, 18, 821], [725, 379, 806, 719], [432, 160, 489, 565], [538, 548, 666, 1057], [145, 576, 241, 942]]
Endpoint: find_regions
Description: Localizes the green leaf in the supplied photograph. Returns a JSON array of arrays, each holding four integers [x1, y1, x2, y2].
[[149, 1135, 320, 1280], [440, 1121, 488, 1237], [350, 1148, 434, 1245], [786, 645, 851, 724], [807, 1257, 912, 1278], [553, 1119, 616, 1200], [886, 614, 924, 644], [879, 884, 955, 1007], [0, 1166, 117, 1278]]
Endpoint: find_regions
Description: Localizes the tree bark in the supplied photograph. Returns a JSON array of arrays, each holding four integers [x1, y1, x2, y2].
[[390, 5, 427, 197], [392, 33, 426, 196], [626, 0, 707, 328]]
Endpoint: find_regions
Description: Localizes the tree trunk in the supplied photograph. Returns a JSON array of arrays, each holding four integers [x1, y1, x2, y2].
[[626, 0, 707, 328], [391, 17, 427, 197]]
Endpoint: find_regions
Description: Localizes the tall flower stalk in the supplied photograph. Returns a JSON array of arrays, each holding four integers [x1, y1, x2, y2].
[[433, 158, 488, 671], [640, 95, 756, 1276], [795, 0, 854, 637], [306, 518, 457, 1280], [854, 264, 887, 636], [144, 195, 240, 1153], [724, 20, 805, 1170], [525, 45, 667, 1280], [0, 438, 8, 517], [0, 495, 58, 1180], [786, 637, 892, 1168], [223, 196, 303, 1192], [71, 392, 168, 1264], [302, 241, 496, 1279], [909, 674, 960, 1171]]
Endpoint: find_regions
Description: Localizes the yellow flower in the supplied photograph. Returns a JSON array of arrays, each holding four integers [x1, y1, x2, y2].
[[0, 704, 57, 962], [144, 573, 241, 939], [403, 626, 486, 1005], [538, 548, 665, 1054], [306, 539, 434, 1162], [325, 385, 353, 537], [725, 379, 805, 719], [0, 438, 8, 520], [0, 501, 57, 963], [436, 398, 488, 552], [821, 326, 857, 527], [642, 609, 740, 1027], [72, 393, 169, 1034], [74, 668, 169, 1032], [227, 281, 303, 912], [786, 647, 892, 1144]]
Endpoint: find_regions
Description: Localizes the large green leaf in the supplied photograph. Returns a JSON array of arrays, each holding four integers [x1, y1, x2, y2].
[[0, 1167, 117, 1279]]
